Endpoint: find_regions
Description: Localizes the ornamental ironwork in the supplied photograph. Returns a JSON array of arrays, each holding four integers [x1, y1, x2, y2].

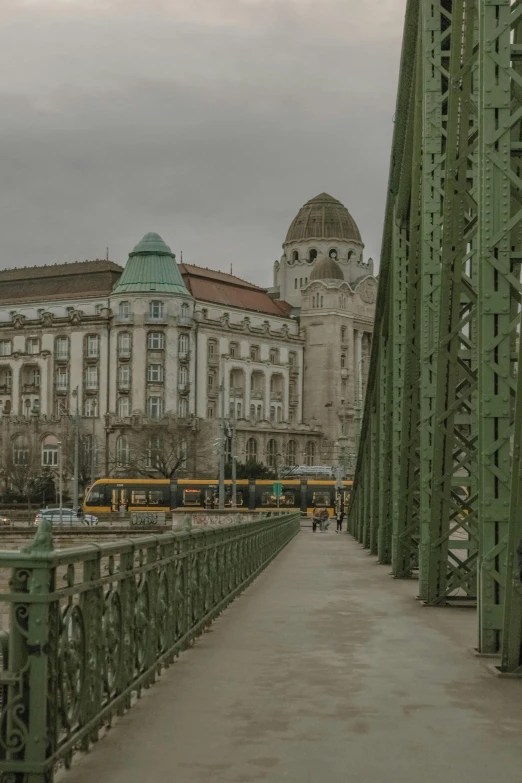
[[0, 512, 299, 780]]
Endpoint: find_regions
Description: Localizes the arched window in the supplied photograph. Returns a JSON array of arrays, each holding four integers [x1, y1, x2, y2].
[[286, 440, 297, 466], [246, 437, 258, 461], [178, 333, 189, 356], [305, 441, 316, 466], [341, 353, 346, 368], [117, 397, 129, 417], [118, 332, 132, 357], [329, 248, 338, 259], [148, 434, 161, 468], [178, 397, 188, 417], [292, 250, 298, 262], [309, 249, 317, 261], [41, 435, 58, 467], [266, 438, 278, 468], [116, 435, 129, 467], [149, 301, 164, 321], [119, 301, 130, 320], [341, 326, 347, 342], [181, 302, 189, 319], [13, 435, 29, 466]]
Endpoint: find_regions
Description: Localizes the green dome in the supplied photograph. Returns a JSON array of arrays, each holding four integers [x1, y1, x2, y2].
[[129, 232, 173, 257], [112, 232, 190, 296]]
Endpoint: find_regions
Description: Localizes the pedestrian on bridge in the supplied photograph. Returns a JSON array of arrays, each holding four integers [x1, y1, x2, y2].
[[336, 508, 344, 533], [312, 506, 322, 533]]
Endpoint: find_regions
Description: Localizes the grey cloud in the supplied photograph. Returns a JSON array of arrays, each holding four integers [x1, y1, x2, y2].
[[0, 1, 405, 286]]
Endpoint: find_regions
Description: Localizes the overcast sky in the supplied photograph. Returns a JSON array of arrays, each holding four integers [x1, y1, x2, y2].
[[1, 0, 406, 287]]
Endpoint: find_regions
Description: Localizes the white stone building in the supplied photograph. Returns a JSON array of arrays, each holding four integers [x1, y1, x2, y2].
[[0, 193, 376, 491]]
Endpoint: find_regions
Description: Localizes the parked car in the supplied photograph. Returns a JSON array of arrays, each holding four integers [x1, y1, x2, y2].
[[34, 508, 98, 526]]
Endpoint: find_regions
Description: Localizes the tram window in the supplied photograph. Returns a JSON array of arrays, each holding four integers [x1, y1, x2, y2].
[[224, 491, 244, 507], [261, 492, 277, 507], [280, 492, 295, 507], [85, 486, 105, 505], [131, 490, 147, 506], [148, 490, 164, 505], [183, 489, 202, 505], [312, 492, 331, 507]]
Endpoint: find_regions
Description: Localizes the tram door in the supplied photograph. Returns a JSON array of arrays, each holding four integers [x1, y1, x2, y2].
[[111, 487, 128, 511]]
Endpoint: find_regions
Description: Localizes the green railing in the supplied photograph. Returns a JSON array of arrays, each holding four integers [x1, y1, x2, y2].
[[0, 512, 300, 781]]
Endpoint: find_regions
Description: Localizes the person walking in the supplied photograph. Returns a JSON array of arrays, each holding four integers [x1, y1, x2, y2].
[[320, 507, 329, 532], [312, 506, 322, 533], [336, 507, 344, 533]]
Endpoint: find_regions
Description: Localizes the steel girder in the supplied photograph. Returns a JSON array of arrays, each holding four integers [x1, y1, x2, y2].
[[347, 0, 522, 672]]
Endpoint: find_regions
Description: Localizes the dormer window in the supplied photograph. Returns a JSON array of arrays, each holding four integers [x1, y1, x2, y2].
[[149, 301, 164, 320]]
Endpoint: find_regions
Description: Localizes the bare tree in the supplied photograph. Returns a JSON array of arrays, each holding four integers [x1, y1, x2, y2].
[[109, 417, 214, 479], [2, 433, 50, 509]]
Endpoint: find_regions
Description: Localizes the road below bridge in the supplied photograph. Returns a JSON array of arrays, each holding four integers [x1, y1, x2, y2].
[[61, 530, 522, 783]]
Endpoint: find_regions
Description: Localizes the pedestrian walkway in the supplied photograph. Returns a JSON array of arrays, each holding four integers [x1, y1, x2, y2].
[[60, 530, 522, 783]]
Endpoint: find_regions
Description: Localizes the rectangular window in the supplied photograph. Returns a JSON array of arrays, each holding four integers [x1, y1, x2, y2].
[[0, 341, 12, 357], [250, 346, 259, 362], [147, 364, 164, 383], [118, 364, 130, 388], [131, 490, 148, 506], [117, 396, 130, 417], [55, 367, 68, 390], [230, 343, 238, 358], [86, 335, 100, 358], [294, 279, 298, 289], [149, 490, 164, 505], [207, 405, 215, 418], [55, 337, 69, 360], [183, 489, 202, 506], [149, 301, 164, 320], [119, 301, 131, 320], [269, 349, 278, 363], [84, 397, 98, 417], [207, 341, 216, 358], [148, 332, 165, 350], [147, 396, 164, 419], [207, 373, 215, 391], [118, 332, 131, 357], [27, 338, 40, 355], [42, 447, 58, 467], [85, 366, 99, 389]]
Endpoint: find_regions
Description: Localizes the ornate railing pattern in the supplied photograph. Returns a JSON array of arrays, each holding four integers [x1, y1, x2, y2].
[[0, 512, 299, 781]]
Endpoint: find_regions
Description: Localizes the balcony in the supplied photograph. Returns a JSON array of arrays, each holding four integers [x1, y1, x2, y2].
[[250, 389, 264, 400], [178, 382, 190, 394], [55, 353, 69, 363], [178, 350, 191, 363], [229, 387, 244, 398], [289, 393, 299, 406], [270, 391, 283, 401], [85, 381, 99, 391], [22, 383, 40, 394], [207, 355, 218, 366], [207, 387, 218, 399], [177, 315, 194, 328], [0, 385, 11, 395]]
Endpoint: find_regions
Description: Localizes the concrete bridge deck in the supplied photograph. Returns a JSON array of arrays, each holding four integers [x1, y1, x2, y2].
[[60, 530, 522, 783]]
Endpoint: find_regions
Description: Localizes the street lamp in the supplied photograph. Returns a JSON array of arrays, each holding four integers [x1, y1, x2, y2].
[[57, 441, 63, 524]]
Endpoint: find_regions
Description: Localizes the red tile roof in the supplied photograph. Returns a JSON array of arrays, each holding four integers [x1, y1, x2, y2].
[[0, 260, 124, 304], [179, 263, 292, 319]]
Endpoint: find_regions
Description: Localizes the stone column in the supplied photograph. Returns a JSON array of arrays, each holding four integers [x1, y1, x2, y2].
[[244, 367, 251, 418], [264, 371, 271, 420], [354, 330, 363, 402]]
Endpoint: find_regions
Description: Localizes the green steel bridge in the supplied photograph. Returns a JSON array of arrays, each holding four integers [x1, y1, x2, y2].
[[347, 0, 522, 674]]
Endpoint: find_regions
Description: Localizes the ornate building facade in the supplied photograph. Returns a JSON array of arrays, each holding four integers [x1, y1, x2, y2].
[[0, 193, 376, 491]]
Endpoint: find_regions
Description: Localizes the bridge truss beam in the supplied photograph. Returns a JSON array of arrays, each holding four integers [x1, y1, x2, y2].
[[348, 0, 522, 672]]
